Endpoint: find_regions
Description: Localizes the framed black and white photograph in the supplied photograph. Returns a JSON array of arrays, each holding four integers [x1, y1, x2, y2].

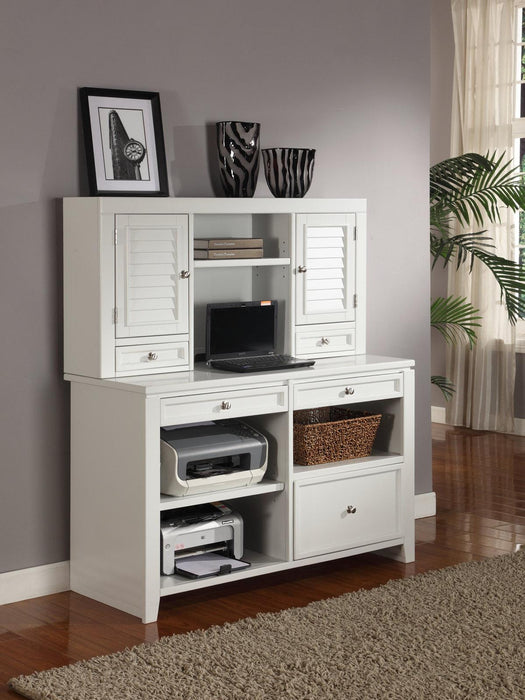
[[79, 87, 169, 196]]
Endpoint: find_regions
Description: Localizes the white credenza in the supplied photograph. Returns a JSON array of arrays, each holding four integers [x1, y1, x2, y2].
[[63, 198, 415, 623]]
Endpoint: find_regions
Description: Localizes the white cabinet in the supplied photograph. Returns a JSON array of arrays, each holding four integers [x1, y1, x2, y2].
[[63, 198, 414, 624], [63, 201, 192, 378], [115, 214, 189, 338], [67, 358, 414, 623], [294, 212, 366, 358], [64, 198, 367, 376]]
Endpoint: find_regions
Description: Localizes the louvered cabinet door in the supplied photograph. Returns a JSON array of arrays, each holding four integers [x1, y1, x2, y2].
[[115, 214, 190, 338], [295, 213, 356, 325]]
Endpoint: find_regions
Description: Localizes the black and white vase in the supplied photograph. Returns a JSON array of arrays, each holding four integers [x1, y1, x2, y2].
[[216, 121, 260, 197], [262, 148, 316, 198]]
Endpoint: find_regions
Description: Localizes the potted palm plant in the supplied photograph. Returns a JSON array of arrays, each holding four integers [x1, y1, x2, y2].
[[430, 151, 525, 398]]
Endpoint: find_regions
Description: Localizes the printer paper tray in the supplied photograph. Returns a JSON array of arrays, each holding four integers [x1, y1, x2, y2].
[[174, 553, 250, 579]]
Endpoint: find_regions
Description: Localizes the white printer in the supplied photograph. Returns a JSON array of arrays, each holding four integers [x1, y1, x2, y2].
[[160, 420, 268, 497], [160, 502, 245, 576]]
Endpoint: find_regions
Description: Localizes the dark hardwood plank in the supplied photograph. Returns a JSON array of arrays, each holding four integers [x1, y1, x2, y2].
[[1, 423, 524, 698]]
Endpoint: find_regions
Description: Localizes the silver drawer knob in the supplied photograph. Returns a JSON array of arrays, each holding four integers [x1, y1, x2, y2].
[[180, 270, 190, 279], [321, 337, 330, 345], [147, 352, 158, 361], [344, 387, 355, 395], [221, 401, 231, 410], [346, 505, 357, 514], [297, 265, 307, 273]]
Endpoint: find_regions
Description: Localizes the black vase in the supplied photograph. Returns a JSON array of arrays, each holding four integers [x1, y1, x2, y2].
[[262, 148, 315, 198], [216, 121, 260, 197]]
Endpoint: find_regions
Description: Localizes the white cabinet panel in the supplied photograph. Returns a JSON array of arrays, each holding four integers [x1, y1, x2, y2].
[[295, 213, 356, 325], [115, 341, 189, 374], [295, 324, 355, 357], [160, 385, 288, 426], [115, 214, 189, 338], [294, 468, 401, 559], [293, 373, 404, 410]]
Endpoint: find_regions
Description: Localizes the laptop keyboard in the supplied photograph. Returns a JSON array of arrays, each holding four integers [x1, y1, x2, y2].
[[219, 354, 295, 368]]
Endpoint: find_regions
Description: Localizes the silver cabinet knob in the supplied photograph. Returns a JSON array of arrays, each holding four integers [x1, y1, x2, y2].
[[147, 352, 158, 361], [344, 387, 355, 395], [297, 265, 307, 273], [180, 270, 190, 279], [321, 337, 330, 345], [221, 401, 231, 410], [346, 505, 357, 514]]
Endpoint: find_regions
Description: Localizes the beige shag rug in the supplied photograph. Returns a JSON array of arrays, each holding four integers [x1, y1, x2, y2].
[[9, 551, 525, 700]]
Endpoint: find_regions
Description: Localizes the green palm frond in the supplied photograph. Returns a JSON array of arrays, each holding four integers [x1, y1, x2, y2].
[[430, 152, 491, 208], [433, 235, 525, 323], [430, 151, 525, 324], [431, 151, 525, 229], [431, 295, 482, 347], [430, 151, 525, 396], [431, 375, 456, 401], [468, 247, 525, 324], [430, 230, 494, 269]]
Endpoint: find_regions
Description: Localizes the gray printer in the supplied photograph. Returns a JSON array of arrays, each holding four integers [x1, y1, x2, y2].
[[160, 502, 244, 576], [160, 420, 268, 497]]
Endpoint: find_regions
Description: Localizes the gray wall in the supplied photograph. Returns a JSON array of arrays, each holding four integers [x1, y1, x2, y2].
[[0, 0, 431, 574]]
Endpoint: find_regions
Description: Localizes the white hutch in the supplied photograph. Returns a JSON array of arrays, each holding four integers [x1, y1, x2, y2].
[[63, 197, 414, 623]]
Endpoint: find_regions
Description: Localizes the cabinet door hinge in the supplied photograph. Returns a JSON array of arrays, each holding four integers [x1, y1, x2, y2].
[[353, 225, 357, 240], [113, 307, 118, 324], [353, 294, 358, 308], [114, 229, 118, 246]]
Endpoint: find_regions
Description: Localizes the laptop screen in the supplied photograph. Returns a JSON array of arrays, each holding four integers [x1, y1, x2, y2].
[[206, 301, 277, 360]]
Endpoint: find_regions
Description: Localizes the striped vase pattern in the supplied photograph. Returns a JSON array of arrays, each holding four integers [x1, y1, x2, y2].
[[262, 148, 316, 198], [216, 121, 260, 197]]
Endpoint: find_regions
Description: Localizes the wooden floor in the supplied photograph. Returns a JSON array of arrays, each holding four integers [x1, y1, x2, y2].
[[1, 423, 524, 698]]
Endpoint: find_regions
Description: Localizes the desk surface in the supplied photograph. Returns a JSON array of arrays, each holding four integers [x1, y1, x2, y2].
[[65, 354, 415, 396]]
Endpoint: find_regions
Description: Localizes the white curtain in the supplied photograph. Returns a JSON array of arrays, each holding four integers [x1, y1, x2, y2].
[[447, 0, 516, 433]]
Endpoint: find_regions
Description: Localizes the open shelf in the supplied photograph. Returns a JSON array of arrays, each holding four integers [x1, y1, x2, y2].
[[194, 257, 291, 268], [159, 550, 287, 595], [160, 478, 285, 511], [293, 450, 403, 480]]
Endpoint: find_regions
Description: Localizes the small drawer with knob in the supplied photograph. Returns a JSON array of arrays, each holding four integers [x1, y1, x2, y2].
[[293, 467, 401, 559], [115, 342, 189, 375], [293, 372, 403, 410], [295, 324, 355, 358], [160, 384, 288, 426]]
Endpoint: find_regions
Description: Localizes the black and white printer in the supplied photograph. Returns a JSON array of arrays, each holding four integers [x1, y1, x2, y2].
[[161, 502, 248, 578]]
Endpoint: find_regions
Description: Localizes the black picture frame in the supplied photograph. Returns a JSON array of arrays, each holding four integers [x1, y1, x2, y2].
[[79, 87, 169, 196]]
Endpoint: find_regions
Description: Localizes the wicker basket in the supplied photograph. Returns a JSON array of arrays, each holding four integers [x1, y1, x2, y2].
[[293, 407, 382, 466]]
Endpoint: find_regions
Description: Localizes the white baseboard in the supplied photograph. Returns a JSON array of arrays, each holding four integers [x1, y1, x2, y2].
[[513, 417, 525, 436], [431, 405, 446, 424], [415, 491, 436, 519], [0, 561, 70, 606], [431, 405, 525, 436]]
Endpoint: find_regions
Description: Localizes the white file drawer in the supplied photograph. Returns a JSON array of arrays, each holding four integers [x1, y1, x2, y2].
[[161, 385, 288, 426], [115, 342, 189, 374], [295, 324, 355, 357], [293, 372, 403, 410], [294, 468, 401, 559]]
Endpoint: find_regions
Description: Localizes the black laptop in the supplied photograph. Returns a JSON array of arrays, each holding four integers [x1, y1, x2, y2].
[[205, 300, 315, 373]]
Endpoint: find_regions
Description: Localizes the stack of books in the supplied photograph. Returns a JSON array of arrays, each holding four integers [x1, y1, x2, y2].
[[194, 238, 264, 260]]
